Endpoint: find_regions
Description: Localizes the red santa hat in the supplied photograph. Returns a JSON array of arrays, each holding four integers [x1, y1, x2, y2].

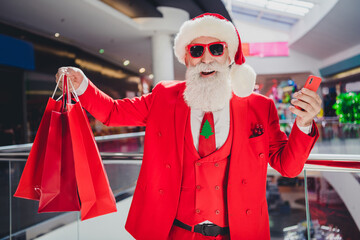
[[174, 13, 256, 97]]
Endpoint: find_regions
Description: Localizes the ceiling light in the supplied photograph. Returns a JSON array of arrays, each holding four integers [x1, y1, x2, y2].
[[149, 74, 154, 79], [267, 2, 288, 11], [285, 5, 309, 15], [250, 0, 267, 7], [99, 49, 105, 54], [236, 0, 267, 7], [235, 0, 248, 3], [272, 0, 293, 4], [292, 0, 314, 8], [54, 33, 60, 37], [123, 60, 130, 66], [139, 68, 145, 73]]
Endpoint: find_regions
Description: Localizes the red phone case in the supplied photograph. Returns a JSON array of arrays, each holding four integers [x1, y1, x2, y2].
[[295, 75, 322, 110], [303, 75, 322, 92]]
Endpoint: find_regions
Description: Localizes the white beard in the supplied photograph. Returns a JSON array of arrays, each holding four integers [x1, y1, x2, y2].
[[183, 62, 232, 112]]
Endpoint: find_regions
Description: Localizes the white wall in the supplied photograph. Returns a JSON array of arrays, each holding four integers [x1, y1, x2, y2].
[[320, 43, 360, 69]]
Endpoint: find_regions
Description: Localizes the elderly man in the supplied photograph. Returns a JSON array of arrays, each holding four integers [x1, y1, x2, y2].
[[56, 13, 320, 240]]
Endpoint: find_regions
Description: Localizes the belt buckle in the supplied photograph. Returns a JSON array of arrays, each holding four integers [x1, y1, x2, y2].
[[201, 224, 217, 237]]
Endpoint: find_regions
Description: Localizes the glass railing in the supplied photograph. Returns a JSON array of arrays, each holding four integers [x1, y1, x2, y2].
[[1, 124, 360, 240], [268, 158, 360, 240], [0, 133, 145, 240], [280, 118, 360, 155]]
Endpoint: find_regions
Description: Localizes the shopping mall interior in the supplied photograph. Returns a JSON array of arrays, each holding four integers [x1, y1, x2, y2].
[[1, 0, 360, 239]]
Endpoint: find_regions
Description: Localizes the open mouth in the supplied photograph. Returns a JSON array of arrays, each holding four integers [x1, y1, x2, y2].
[[200, 70, 215, 77]]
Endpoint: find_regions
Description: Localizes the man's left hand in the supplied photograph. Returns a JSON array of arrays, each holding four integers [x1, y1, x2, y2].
[[289, 88, 322, 127]]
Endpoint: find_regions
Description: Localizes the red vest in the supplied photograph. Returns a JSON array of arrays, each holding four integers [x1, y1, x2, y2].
[[175, 110, 233, 227]]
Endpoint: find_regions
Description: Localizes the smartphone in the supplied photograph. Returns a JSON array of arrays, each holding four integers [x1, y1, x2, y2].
[[295, 75, 322, 110], [303, 75, 322, 92]]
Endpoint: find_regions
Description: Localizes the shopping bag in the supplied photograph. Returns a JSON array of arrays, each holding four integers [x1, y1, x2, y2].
[[14, 89, 62, 200], [37, 76, 81, 212], [15, 75, 80, 212], [14, 75, 116, 219], [67, 98, 117, 220], [38, 108, 80, 212]]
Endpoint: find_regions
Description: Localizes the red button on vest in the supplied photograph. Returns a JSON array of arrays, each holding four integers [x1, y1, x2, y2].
[[246, 209, 252, 215]]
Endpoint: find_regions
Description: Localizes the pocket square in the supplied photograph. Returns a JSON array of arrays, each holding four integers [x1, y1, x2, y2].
[[250, 123, 264, 138]]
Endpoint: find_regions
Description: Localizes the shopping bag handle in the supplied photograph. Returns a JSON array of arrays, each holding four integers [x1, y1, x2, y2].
[[61, 75, 69, 111], [51, 73, 80, 103], [68, 78, 80, 102], [51, 73, 63, 99]]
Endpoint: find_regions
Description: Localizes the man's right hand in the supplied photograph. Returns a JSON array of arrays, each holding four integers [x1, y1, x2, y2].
[[55, 66, 87, 92]]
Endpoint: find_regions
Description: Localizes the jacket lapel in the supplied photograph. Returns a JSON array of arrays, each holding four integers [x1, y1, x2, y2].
[[230, 94, 249, 145]]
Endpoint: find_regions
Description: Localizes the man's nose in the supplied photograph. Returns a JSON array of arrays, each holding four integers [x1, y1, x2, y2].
[[201, 48, 214, 64]]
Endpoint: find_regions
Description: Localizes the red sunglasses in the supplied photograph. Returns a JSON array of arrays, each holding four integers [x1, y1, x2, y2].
[[187, 42, 228, 58]]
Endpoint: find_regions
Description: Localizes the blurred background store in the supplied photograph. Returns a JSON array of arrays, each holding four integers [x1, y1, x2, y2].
[[0, 0, 359, 239]]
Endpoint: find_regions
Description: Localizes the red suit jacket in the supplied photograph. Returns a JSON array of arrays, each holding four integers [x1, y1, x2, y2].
[[79, 80, 319, 240]]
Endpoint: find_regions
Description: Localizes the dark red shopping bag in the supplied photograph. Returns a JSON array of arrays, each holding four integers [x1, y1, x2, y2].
[[38, 108, 80, 212], [67, 101, 117, 220]]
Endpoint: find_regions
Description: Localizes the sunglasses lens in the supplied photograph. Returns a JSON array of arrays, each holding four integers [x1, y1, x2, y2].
[[190, 45, 204, 58], [209, 44, 224, 56]]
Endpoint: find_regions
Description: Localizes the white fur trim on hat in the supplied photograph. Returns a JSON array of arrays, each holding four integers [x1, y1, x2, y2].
[[174, 15, 239, 65], [231, 63, 256, 97]]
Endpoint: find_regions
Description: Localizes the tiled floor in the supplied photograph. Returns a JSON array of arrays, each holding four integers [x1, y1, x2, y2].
[[35, 197, 135, 240]]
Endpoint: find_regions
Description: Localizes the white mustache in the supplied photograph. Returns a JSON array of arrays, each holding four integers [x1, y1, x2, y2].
[[188, 62, 229, 76], [186, 62, 229, 79]]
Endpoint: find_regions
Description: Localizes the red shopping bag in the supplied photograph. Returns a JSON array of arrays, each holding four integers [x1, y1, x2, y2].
[[15, 75, 117, 220], [38, 108, 80, 212], [67, 101, 117, 220], [64, 76, 116, 220], [15, 76, 80, 212], [14, 97, 62, 200]]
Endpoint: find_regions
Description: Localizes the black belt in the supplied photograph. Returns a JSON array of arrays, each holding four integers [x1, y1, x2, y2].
[[173, 219, 229, 237]]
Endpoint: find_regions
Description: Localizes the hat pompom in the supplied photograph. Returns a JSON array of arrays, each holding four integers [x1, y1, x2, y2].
[[230, 63, 256, 97]]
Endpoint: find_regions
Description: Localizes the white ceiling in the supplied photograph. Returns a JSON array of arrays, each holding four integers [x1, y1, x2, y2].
[[289, 0, 360, 60], [0, 0, 359, 79]]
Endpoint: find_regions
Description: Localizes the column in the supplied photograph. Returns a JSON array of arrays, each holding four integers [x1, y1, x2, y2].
[[151, 32, 174, 85]]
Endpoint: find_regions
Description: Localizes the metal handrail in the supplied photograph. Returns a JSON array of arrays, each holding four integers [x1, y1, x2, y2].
[[0, 152, 359, 159], [0, 152, 144, 162], [1, 152, 358, 161], [279, 117, 360, 125], [307, 154, 360, 161]]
